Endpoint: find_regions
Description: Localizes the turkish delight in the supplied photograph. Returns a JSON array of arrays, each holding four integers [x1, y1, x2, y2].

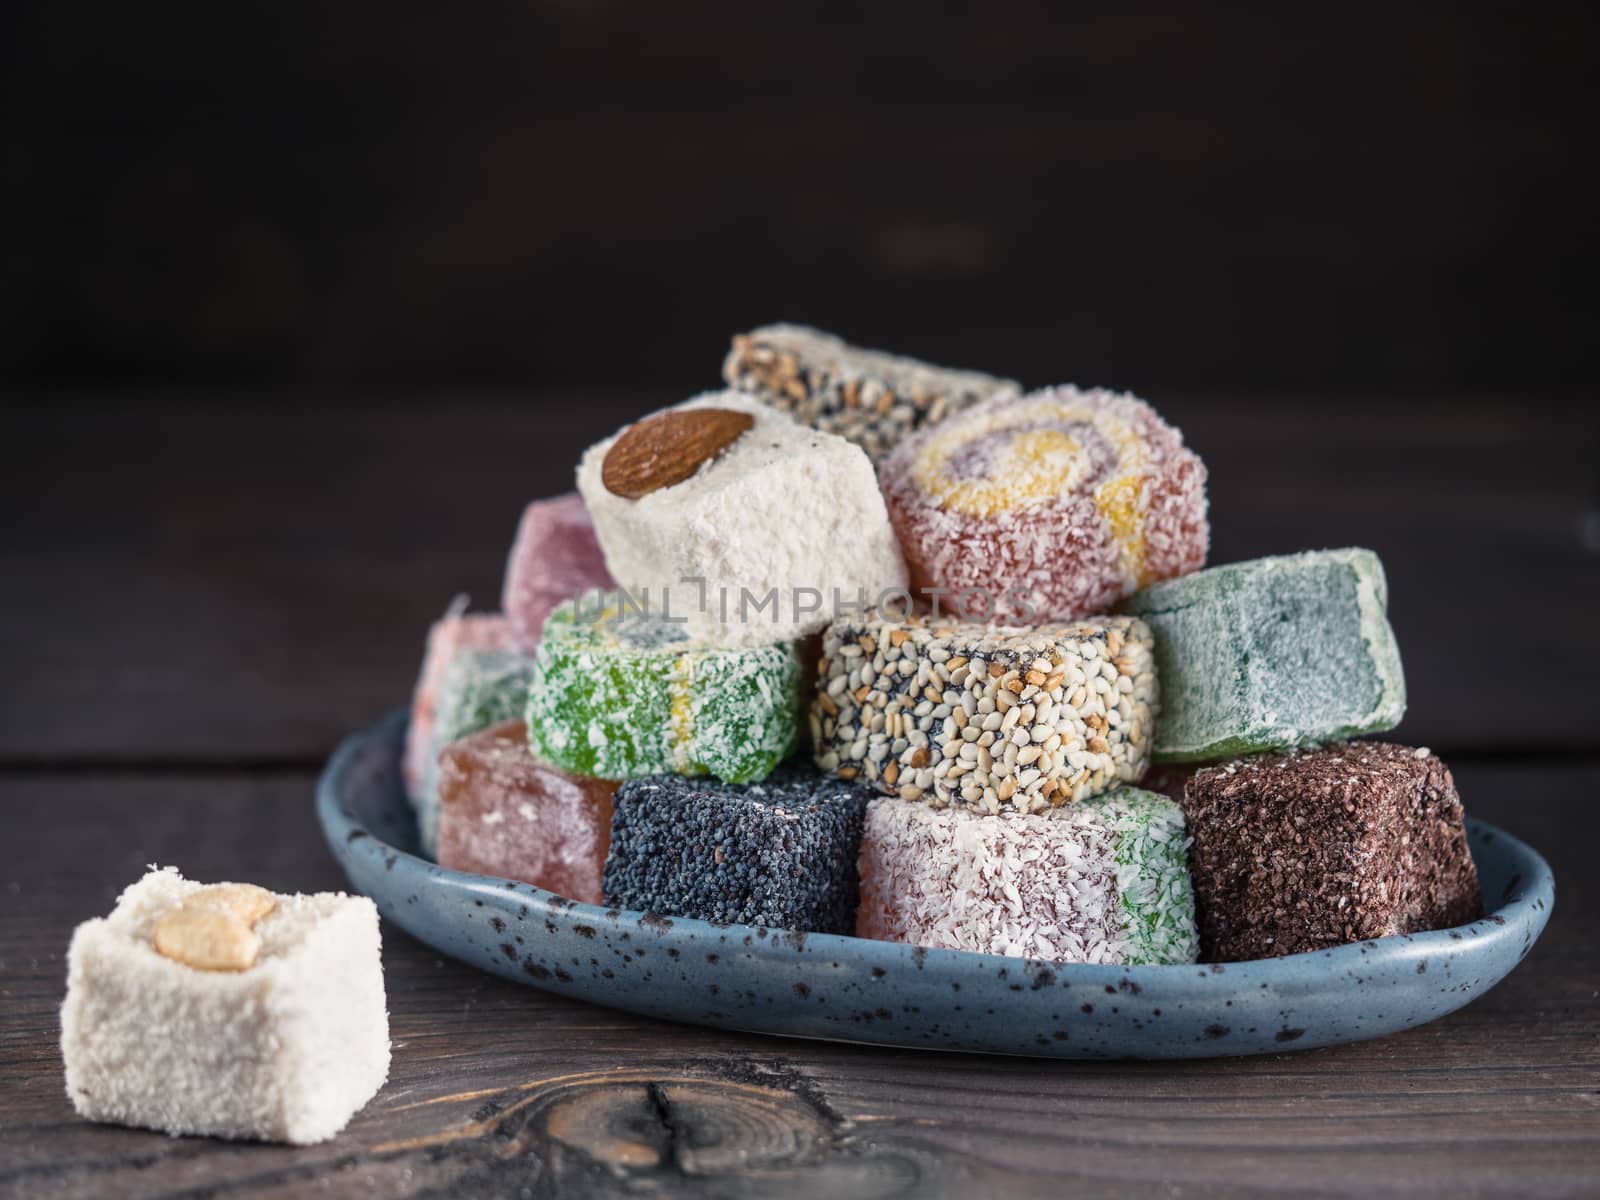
[[403, 605, 512, 801], [502, 492, 614, 652], [1121, 548, 1406, 762], [61, 868, 389, 1144], [856, 788, 1199, 965], [880, 385, 1208, 623], [812, 610, 1157, 812], [1180, 743, 1482, 960], [576, 391, 907, 648], [526, 591, 804, 784], [417, 646, 538, 854], [722, 323, 1020, 459], [602, 767, 871, 932], [436, 720, 615, 905]]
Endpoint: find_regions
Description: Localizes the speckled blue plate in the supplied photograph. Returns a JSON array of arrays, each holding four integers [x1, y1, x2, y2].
[[318, 710, 1553, 1060]]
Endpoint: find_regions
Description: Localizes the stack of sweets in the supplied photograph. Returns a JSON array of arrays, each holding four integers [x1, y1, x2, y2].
[[409, 322, 1481, 969], [1116, 548, 1479, 960], [441, 394, 910, 925], [568, 395, 926, 925], [814, 609, 1202, 965], [64, 323, 1497, 1149], [771, 379, 1212, 965], [423, 499, 621, 897]]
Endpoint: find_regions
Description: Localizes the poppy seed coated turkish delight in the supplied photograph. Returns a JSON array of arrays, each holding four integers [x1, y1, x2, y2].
[[602, 768, 871, 932]]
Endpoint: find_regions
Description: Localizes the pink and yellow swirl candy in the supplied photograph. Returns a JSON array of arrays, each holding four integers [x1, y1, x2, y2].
[[879, 386, 1209, 622]]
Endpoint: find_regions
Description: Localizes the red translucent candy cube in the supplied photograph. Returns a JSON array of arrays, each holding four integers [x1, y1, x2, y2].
[[436, 720, 616, 905]]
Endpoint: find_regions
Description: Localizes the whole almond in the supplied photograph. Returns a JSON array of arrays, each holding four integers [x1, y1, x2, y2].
[[602, 408, 754, 499]]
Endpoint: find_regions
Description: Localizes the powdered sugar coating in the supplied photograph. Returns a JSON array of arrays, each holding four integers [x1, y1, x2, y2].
[[436, 720, 614, 905], [403, 604, 513, 802], [502, 492, 615, 652], [577, 391, 908, 648], [1121, 548, 1406, 762], [526, 590, 804, 784], [856, 788, 1198, 965], [880, 386, 1209, 622]]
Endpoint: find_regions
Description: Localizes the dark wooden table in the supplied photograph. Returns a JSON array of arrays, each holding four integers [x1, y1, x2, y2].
[[3, 394, 1598, 1198]]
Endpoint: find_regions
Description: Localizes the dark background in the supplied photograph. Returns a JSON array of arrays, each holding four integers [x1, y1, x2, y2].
[[4, 2, 1596, 396], [1, 4, 1596, 763]]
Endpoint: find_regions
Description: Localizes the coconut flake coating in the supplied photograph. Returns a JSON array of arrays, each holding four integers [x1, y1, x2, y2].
[[602, 766, 871, 932], [418, 646, 539, 854], [526, 590, 804, 784], [812, 610, 1157, 813], [721, 323, 1021, 459], [1180, 742, 1481, 961], [502, 492, 615, 652], [61, 868, 389, 1145], [577, 391, 908, 649], [880, 385, 1209, 623], [1120, 548, 1406, 763], [856, 788, 1198, 965], [403, 606, 513, 802]]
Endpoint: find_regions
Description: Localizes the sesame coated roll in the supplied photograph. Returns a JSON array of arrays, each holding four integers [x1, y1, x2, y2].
[[722, 324, 1020, 460], [811, 611, 1158, 813]]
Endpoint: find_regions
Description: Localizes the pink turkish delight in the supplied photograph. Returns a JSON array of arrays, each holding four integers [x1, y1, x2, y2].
[[879, 386, 1208, 622], [502, 492, 614, 651], [403, 605, 513, 801]]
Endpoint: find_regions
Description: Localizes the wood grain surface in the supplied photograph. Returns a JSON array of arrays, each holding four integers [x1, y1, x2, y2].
[[1, 394, 1598, 1196], [1, 762, 1596, 1198]]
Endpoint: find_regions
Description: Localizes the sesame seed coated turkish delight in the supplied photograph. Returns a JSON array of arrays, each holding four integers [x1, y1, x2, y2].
[[811, 610, 1157, 813], [722, 323, 1020, 460]]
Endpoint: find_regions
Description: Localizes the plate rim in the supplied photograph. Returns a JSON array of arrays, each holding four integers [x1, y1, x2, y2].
[[318, 708, 1556, 1056]]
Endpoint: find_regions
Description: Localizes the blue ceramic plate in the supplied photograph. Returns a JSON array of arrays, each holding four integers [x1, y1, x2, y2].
[[318, 710, 1554, 1060]]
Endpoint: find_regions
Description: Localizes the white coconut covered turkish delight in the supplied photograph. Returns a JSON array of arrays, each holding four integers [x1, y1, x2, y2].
[[576, 391, 907, 648], [61, 868, 389, 1144]]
